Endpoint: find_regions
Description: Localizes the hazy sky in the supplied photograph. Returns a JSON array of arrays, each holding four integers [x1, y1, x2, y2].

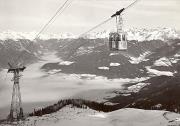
[[0, 0, 180, 35]]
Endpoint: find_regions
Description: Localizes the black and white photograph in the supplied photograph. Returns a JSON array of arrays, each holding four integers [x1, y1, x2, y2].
[[0, 0, 180, 125]]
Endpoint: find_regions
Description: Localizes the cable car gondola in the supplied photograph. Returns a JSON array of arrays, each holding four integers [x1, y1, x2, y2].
[[109, 9, 128, 51], [109, 32, 127, 51]]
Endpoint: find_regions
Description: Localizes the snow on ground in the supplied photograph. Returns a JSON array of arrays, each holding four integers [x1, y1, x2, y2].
[[1, 107, 180, 126], [169, 53, 180, 63], [146, 66, 174, 76], [76, 46, 94, 56], [59, 61, 74, 65], [129, 51, 150, 64], [128, 83, 150, 93], [109, 53, 119, 56], [110, 63, 120, 67], [154, 57, 172, 66], [174, 53, 180, 58], [98, 66, 109, 70], [47, 69, 61, 75], [170, 57, 180, 64]]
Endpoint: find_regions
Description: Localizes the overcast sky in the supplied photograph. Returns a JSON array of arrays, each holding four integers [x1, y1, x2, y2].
[[0, 0, 180, 35]]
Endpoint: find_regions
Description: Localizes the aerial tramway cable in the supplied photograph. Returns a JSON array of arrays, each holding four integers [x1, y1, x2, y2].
[[79, 0, 139, 38], [50, 0, 74, 28], [12, 0, 73, 66], [35, 0, 72, 39], [79, 18, 113, 37]]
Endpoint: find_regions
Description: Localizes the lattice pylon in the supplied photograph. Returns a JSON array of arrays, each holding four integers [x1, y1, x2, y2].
[[8, 71, 24, 122]]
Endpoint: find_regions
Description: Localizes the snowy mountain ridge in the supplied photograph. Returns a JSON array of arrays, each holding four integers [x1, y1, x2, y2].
[[0, 30, 76, 41], [86, 27, 180, 41], [0, 28, 179, 41], [127, 27, 180, 42]]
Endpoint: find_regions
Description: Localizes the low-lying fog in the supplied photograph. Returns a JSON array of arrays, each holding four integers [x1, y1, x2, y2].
[[0, 52, 146, 119]]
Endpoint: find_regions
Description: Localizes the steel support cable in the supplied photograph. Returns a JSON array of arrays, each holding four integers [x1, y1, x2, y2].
[[124, 0, 139, 11], [35, 0, 74, 39], [35, 0, 71, 39], [79, 0, 139, 38], [79, 17, 113, 38], [13, 0, 72, 66], [50, 0, 74, 27]]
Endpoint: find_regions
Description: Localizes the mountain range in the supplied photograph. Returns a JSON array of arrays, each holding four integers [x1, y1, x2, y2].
[[0, 28, 179, 41]]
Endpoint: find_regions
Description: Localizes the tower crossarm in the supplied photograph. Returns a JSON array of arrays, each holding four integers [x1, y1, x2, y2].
[[111, 0, 139, 18], [8, 66, 26, 73], [111, 8, 125, 18]]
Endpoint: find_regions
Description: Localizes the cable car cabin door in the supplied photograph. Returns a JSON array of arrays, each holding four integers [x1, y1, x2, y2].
[[118, 34, 127, 50], [112, 40, 116, 49]]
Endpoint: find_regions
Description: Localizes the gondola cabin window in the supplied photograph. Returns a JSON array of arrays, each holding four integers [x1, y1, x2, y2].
[[109, 32, 127, 51]]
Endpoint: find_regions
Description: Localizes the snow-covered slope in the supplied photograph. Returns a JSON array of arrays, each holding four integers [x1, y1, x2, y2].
[[50, 38, 180, 79], [127, 28, 180, 42], [84, 28, 180, 41], [0, 28, 179, 41], [1, 106, 180, 126], [0, 31, 76, 41]]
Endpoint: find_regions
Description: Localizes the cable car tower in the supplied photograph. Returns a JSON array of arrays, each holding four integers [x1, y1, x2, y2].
[[3, 0, 73, 123], [7, 62, 26, 122], [109, 8, 127, 51]]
